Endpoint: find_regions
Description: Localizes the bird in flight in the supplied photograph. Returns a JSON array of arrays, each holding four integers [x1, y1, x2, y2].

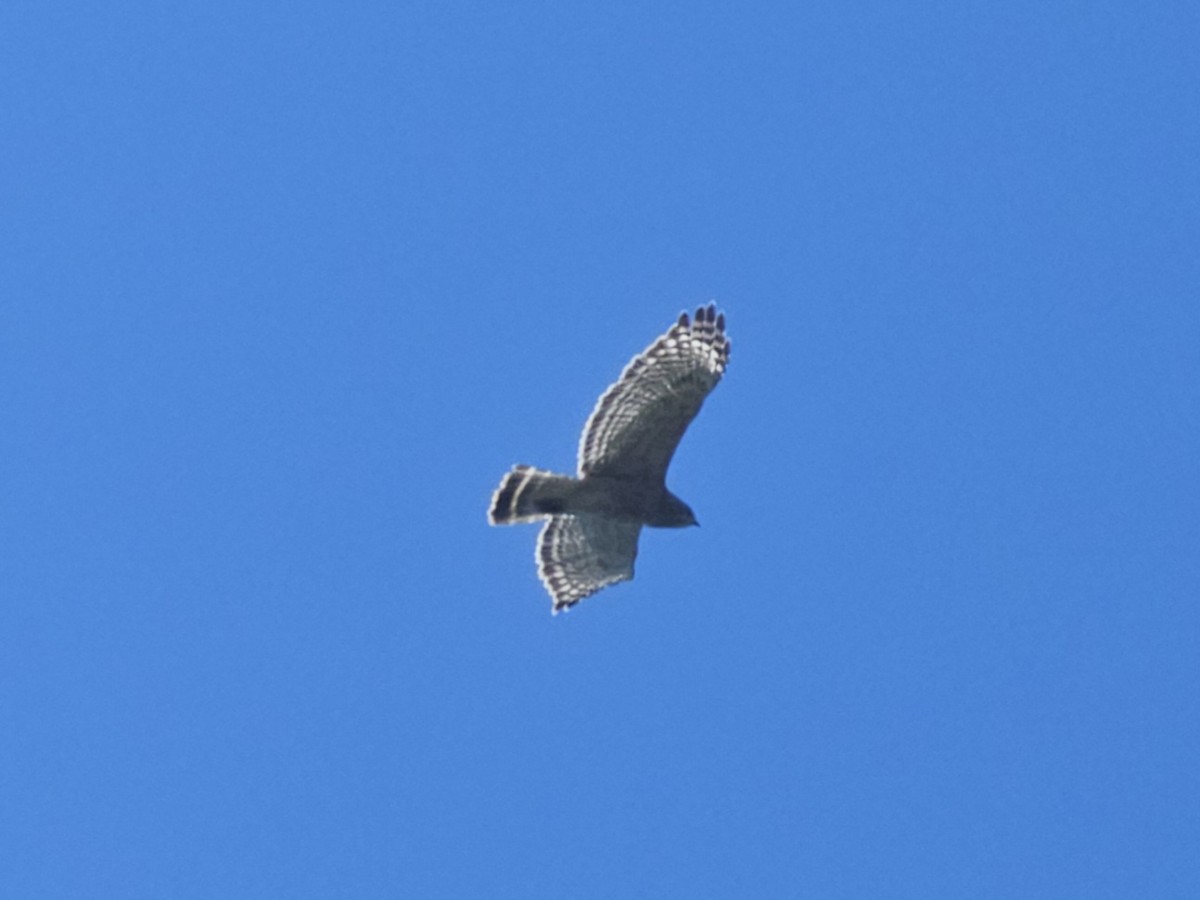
[[488, 304, 730, 612]]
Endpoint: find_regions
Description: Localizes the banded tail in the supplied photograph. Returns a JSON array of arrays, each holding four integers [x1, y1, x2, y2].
[[488, 465, 579, 525]]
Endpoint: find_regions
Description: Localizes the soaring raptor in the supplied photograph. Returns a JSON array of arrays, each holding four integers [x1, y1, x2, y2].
[[488, 304, 730, 612]]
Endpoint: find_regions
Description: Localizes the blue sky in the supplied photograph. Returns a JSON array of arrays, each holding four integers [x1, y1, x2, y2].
[[4, 2, 1198, 897]]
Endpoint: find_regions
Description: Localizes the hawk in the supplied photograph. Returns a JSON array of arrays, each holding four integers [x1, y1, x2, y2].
[[488, 304, 731, 612]]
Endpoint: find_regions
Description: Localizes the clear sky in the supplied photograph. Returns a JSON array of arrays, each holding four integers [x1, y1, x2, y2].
[[4, 2, 1198, 898]]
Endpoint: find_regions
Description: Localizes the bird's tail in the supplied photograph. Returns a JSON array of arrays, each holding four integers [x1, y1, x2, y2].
[[488, 465, 579, 524]]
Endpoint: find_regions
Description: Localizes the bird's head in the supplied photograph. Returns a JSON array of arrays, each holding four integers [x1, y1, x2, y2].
[[656, 492, 699, 528]]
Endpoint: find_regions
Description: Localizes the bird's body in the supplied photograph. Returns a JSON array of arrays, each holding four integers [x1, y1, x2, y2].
[[492, 466, 694, 527], [489, 304, 730, 612]]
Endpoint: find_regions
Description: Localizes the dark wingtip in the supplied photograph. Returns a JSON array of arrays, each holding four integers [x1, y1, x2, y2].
[[678, 311, 689, 328], [716, 312, 725, 331]]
